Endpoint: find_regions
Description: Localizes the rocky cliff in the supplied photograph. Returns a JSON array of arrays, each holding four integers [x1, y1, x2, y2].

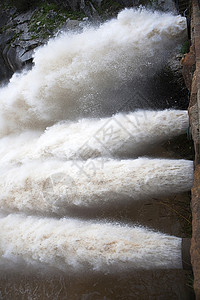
[[181, 0, 200, 298]]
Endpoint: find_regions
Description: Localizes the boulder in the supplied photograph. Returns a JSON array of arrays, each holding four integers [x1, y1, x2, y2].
[[0, 11, 10, 28], [13, 10, 35, 24], [0, 30, 15, 46]]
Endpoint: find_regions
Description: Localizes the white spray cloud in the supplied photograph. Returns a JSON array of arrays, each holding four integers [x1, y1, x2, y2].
[[0, 214, 182, 272], [0, 9, 186, 135], [0, 158, 193, 215], [0, 110, 188, 164], [0, 8, 191, 275]]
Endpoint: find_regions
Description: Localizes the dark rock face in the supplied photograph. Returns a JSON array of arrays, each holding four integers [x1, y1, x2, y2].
[[182, 1, 200, 299], [0, 3, 87, 82], [191, 164, 200, 299], [0, 10, 10, 28], [181, 45, 196, 92], [0, 9, 15, 81], [0, 7, 42, 82]]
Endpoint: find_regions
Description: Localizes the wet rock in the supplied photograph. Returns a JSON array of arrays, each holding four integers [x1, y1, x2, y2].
[[60, 19, 82, 32], [187, 2, 200, 298], [16, 23, 29, 34], [191, 164, 200, 299], [6, 19, 18, 27], [115, 0, 134, 6], [0, 30, 15, 45], [181, 238, 192, 270], [11, 38, 39, 51], [6, 46, 24, 71], [181, 45, 196, 92], [92, 0, 102, 7], [52, 0, 79, 11], [156, 0, 177, 13], [20, 49, 34, 63], [115, 0, 177, 11], [188, 68, 199, 166], [13, 10, 35, 24], [80, 1, 93, 20], [0, 6, 37, 81], [0, 11, 10, 28], [20, 40, 39, 50], [8, 7, 17, 16], [19, 32, 33, 40], [0, 52, 12, 81], [47, 11, 58, 19]]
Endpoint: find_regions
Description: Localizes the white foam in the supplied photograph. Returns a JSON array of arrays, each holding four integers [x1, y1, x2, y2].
[[0, 158, 193, 215], [0, 110, 188, 164], [0, 9, 186, 136], [0, 214, 182, 272], [0, 8, 191, 274]]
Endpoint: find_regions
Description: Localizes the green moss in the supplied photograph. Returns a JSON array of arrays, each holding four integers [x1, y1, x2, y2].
[[1, 1, 86, 41], [100, 0, 123, 10], [27, 2, 85, 39], [186, 273, 194, 290], [30, 34, 38, 40], [92, 0, 123, 18], [0, 24, 13, 33], [10, 31, 22, 44], [41, 2, 58, 12], [180, 40, 190, 54], [0, 26, 6, 34]]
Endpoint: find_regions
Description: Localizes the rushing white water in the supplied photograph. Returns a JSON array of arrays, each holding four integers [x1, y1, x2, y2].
[[0, 110, 188, 163], [0, 8, 192, 274], [0, 158, 193, 215], [0, 214, 182, 272], [0, 9, 186, 136]]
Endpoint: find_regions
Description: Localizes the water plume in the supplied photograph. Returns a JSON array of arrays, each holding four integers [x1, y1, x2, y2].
[[0, 9, 186, 136], [0, 110, 188, 164], [0, 158, 193, 215], [0, 7, 192, 278], [0, 214, 182, 272]]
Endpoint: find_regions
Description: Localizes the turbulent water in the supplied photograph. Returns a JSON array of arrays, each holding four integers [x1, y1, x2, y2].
[[0, 9, 186, 135], [0, 158, 193, 215], [0, 215, 182, 272], [0, 7, 193, 276], [0, 110, 189, 163]]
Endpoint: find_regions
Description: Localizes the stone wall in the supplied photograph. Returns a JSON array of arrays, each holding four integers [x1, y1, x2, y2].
[[182, 0, 200, 298]]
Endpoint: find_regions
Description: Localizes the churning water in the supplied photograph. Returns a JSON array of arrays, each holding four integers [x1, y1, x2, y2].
[[0, 158, 193, 215], [0, 6, 193, 286], [0, 109, 189, 162], [0, 9, 186, 135], [0, 215, 182, 272]]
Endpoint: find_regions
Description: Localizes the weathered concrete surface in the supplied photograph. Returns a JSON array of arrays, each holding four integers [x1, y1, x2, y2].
[[191, 2, 200, 298], [191, 164, 200, 299], [181, 44, 195, 92], [182, 0, 200, 298]]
